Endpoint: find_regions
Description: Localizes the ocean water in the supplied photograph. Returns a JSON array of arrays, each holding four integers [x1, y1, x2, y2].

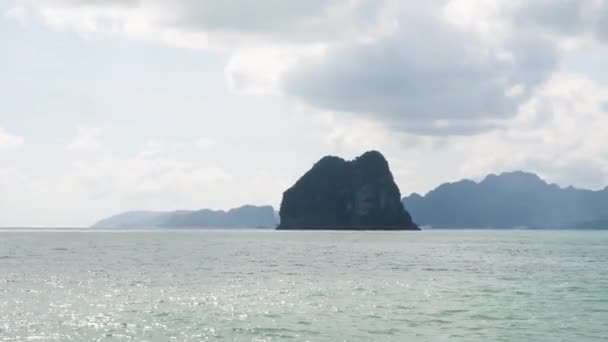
[[1, 230, 607, 341]]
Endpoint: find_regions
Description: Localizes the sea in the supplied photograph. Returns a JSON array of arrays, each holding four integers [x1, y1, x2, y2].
[[1, 229, 607, 341]]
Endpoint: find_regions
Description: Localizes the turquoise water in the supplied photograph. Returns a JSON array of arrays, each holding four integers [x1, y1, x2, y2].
[[1, 229, 607, 341]]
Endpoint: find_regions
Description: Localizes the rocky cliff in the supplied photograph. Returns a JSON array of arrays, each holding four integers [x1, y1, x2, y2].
[[277, 151, 418, 230]]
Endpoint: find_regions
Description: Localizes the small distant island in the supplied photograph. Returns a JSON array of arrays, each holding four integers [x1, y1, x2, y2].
[[93, 205, 277, 229], [277, 151, 419, 230]]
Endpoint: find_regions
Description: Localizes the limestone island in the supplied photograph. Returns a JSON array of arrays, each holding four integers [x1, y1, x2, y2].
[[277, 150, 419, 230]]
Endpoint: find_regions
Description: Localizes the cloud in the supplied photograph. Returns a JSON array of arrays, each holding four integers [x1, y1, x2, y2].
[[0, 138, 234, 226], [283, 3, 557, 135], [0, 127, 24, 150], [443, 72, 608, 190], [15, 0, 396, 48], [512, 0, 608, 42], [12, 0, 400, 94], [69, 147, 234, 204], [14, 0, 607, 137], [194, 137, 216, 150], [280, 0, 608, 136], [8, 0, 608, 140], [0, 135, 294, 226], [67, 125, 103, 151]]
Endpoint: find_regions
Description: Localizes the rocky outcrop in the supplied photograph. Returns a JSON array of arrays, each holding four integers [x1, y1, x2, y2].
[[277, 151, 418, 230]]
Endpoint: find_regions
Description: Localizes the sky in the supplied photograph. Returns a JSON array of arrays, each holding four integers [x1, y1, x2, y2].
[[2, 0, 608, 227]]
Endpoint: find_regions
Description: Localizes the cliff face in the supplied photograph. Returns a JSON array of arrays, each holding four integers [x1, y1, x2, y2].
[[277, 151, 418, 230]]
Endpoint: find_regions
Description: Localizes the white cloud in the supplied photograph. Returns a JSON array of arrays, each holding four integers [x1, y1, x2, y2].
[[194, 137, 216, 150], [457, 72, 608, 188], [0, 136, 294, 226], [12, 0, 401, 98], [68, 150, 233, 205], [14, 0, 607, 137], [0, 127, 24, 150], [283, 0, 607, 136], [224, 43, 325, 95], [511, 0, 608, 42], [0, 140, 231, 226], [283, 12, 557, 134], [5, 4, 28, 23], [14, 0, 397, 48], [67, 125, 103, 151]]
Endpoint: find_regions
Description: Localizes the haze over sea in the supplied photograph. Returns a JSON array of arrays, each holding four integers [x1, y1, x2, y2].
[[1, 229, 607, 341]]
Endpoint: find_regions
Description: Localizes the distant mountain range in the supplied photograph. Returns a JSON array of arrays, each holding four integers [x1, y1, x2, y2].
[[403, 171, 608, 229], [93, 205, 277, 229], [94, 171, 608, 230]]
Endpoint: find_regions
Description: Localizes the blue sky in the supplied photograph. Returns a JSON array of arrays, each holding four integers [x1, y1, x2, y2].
[[2, 0, 608, 226]]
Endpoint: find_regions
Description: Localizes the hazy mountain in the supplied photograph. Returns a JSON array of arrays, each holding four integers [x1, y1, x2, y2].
[[403, 171, 608, 229], [93, 205, 277, 229], [92, 211, 168, 229]]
